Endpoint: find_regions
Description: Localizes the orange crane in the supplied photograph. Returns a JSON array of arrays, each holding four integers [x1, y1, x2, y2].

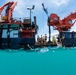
[[0, 2, 25, 28], [42, 3, 76, 45], [48, 12, 76, 47], [0, 2, 17, 23], [49, 12, 76, 32]]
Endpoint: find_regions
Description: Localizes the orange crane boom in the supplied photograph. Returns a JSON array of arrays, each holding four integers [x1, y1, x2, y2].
[[49, 12, 76, 32], [0, 2, 17, 23], [64, 12, 76, 20]]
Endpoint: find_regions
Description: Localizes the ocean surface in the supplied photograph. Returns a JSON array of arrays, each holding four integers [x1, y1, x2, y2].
[[0, 47, 76, 75]]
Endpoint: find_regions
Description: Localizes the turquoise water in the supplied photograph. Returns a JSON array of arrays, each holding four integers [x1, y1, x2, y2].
[[0, 47, 76, 75]]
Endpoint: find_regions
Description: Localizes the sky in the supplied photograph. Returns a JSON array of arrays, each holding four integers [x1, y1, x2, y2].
[[0, 0, 76, 37]]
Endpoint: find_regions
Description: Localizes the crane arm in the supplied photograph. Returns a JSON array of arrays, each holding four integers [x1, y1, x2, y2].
[[0, 2, 10, 14], [63, 12, 76, 20], [0, 2, 17, 14], [42, 3, 48, 17], [0, 2, 17, 23], [10, 2, 17, 11], [49, 12, 76, 32]]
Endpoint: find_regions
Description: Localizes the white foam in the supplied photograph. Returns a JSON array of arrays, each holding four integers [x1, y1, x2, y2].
[[39, 48, 49, 53]]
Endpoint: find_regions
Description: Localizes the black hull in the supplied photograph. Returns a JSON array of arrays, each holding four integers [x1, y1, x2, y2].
[[0, 38, 35, 49]]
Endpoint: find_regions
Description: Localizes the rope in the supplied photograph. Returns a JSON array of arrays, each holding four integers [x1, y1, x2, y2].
[[57, 8, 76, 15]]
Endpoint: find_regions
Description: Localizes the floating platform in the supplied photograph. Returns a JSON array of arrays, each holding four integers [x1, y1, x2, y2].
[[0, 38, 57, 49]]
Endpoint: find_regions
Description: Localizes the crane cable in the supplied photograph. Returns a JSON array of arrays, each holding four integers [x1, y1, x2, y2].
[[57, 8, 76, 15]]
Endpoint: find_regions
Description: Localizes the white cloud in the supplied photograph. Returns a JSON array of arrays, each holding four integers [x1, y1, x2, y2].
[[70, 20, 76, 31], [52, 0, 69, 6]]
